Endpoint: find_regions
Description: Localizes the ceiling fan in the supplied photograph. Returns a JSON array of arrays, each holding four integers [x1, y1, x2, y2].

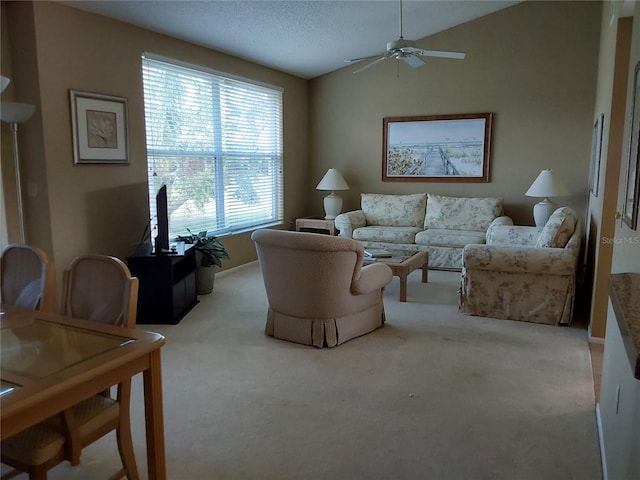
[[346, 0, 466, 74]]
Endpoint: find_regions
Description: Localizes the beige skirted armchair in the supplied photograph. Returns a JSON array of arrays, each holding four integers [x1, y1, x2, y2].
[[251, 229, 393, 348], [459, 207, 581, 326]]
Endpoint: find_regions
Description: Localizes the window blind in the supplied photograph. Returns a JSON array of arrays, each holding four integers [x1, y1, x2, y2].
[[141, 54, 283, 240]]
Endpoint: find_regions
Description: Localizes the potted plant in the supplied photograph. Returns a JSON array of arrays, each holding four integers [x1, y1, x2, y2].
[[176, 229, 229, 294]]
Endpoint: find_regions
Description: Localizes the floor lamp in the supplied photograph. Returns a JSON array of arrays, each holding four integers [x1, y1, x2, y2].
[[1, 101, 36, 243]]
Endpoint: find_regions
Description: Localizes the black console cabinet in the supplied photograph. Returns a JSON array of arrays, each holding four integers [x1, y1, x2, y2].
[[127, 243, 198, 325]]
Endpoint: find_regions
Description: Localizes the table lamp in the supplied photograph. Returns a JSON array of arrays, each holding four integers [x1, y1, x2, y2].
[[525, 169, 569, 227], [316, 168, 349, 220], [1, 101, 37, 243]]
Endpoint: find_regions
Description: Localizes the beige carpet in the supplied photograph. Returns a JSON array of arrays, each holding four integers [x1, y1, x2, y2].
[[41, 263, 601, 480]]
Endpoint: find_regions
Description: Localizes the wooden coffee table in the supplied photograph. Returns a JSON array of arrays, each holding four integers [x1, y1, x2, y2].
[[362, 250, 428, 302]]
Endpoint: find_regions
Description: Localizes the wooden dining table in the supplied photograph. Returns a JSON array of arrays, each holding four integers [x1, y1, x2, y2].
[[0, 305, 167, 480]]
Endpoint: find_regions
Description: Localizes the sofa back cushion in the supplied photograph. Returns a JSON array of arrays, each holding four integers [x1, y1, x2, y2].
[[424, 194, 504, 231], [535, 207, 578, 248], [361, 193, 426, 227]]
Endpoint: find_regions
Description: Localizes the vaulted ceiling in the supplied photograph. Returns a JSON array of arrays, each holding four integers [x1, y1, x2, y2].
[[61, 1, 522, 79]]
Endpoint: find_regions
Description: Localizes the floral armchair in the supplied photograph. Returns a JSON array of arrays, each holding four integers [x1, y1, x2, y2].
[[459, 207, 581, 326]]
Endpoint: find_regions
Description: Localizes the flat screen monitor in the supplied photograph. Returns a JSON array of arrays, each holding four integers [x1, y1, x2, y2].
[[155, 185, 170, 254]]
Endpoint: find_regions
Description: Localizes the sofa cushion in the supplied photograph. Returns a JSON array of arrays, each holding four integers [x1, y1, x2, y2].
[[361, 193, 426, 227], [353, 226, 420, 244], [424, 194, 503, 231], [415, 229, 486, 248], [535, 207, 578, 248]]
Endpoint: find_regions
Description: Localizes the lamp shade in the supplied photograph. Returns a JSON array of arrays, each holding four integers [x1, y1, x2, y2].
[[0, 76, 9, 93], [316, 168, 349, 191], [0, 102, 36, 124], [525, 169, 569, 198]]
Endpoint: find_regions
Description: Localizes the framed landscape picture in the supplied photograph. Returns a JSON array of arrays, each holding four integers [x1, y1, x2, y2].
[[70, 90, 129, 164], [623, 61, 640, 229], [382, 112, 493, 182]]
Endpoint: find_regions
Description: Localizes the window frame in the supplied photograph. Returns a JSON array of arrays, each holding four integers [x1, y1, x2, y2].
[[141, 53, 284, 241]]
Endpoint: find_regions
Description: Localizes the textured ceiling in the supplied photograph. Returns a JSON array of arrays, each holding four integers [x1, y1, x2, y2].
[[62, 1, 522, 79]]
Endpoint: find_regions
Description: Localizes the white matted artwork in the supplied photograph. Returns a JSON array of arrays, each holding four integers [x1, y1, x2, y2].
[[70, 90, 129, 164]]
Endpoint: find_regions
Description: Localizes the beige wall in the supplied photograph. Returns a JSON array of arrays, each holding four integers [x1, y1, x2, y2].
[[309, 1, 601, 226], [1, 1, 309, 291]]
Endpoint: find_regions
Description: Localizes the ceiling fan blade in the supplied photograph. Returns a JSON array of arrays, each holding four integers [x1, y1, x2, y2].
[[345, 54, 383, 64], [415, 49, 466, 60], [402, 54, 425, 68], [353, 56, 387, 74]]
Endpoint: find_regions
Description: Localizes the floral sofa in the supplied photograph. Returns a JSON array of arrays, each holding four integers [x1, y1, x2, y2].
[[334, 193, 512, 270], [459, 206, 581, 326]]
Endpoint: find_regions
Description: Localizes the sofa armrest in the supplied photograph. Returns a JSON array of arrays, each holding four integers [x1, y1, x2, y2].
[[335, 210, 366, 239], [463, 244, 577, 275], [486, 225, 543, 246], [352, 263, 393, 295], [485, 216, 514, 242]]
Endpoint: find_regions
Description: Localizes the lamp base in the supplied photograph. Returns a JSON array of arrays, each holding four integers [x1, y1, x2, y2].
[[323, 192, 343, 220], [532, 198, 557, 227]]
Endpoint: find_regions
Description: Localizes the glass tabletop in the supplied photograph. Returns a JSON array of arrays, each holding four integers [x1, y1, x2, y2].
[[363, 250, 417, 263], [0, 380, 18, 397], [1, 319, 132, 380]]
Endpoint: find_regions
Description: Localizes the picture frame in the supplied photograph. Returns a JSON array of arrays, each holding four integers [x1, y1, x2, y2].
[[623, 60, 640, 229], [382, 113, 493, 182], [589, 113, 604, 197], [70, 90, 129, 164]]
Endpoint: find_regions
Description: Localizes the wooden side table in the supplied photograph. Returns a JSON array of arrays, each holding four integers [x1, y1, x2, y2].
[[295, 216, 337, 235]]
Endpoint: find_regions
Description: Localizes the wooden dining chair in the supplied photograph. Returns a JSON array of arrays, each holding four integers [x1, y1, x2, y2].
[[1, 255, 140, 480], [0, 244, 54, 311], [61, 254, 138, 328]]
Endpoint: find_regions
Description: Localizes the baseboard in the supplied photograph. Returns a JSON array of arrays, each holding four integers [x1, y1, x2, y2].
[[217, 260, 259, 277], [595, 403, 608, 480]]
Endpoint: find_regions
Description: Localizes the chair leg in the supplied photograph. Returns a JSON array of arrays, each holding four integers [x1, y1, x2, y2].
[[116, 381, 139, 480], [0, 468, 22, 480], [116, 425, 139, 480], [31, 465, 47, 480], [2, 465, 47, 480], [117, 427, 139, 480]]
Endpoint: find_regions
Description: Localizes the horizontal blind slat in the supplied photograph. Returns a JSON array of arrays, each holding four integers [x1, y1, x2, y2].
[[142, 55, 283, 242]]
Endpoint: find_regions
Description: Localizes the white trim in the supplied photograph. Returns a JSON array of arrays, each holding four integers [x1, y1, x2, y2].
[[215, 260, 259, 278], [595, 403, 608, 480]]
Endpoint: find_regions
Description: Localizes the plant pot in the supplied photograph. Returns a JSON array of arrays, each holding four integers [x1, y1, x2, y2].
[[196, 266, 215, 294]]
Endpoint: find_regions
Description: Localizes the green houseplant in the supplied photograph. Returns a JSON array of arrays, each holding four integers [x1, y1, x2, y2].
[[176, 229, 229, 294]]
